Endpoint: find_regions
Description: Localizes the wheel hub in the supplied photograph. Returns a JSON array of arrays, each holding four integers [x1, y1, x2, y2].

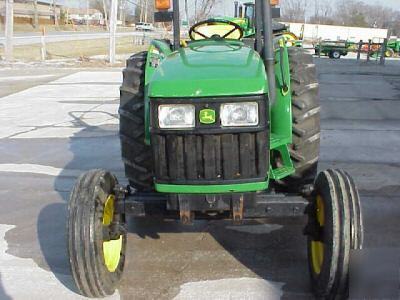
[[311, 195, 324, 274], [102, 195, 122, 273]]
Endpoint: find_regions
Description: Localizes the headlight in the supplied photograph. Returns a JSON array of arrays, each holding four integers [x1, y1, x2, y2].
[[220, 102, 259, 127], [158, 104, 195, 129]]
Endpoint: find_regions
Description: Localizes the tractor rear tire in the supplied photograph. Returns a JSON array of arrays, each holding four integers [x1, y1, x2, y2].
[[277, 47, 320, 192], [119, 51, 154, 191], [305, 169, 363, 299], [385, 48, 395, 58], [67, 169, 126, 298]]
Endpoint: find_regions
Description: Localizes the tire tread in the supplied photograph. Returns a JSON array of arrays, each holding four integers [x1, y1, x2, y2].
[[276, 47, 320, 192], [119, 52, 154, 191], [67, 170, 125, 298]]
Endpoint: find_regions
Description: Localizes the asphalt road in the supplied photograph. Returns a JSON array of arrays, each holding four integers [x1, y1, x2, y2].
[[0, 57, 399, 299], [0, 30, 163, 46]]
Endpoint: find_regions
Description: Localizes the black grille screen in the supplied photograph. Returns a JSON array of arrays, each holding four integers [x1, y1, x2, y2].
[[152, 132, 268, 184]]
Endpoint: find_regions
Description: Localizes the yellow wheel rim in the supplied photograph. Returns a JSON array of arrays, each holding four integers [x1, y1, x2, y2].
[[102, 195, 122, 273], [311, 195, 325, 274], [282, 32, 298, 47]]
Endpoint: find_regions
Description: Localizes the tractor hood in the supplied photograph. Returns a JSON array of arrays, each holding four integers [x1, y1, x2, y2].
[[148, 40, 268, 98]]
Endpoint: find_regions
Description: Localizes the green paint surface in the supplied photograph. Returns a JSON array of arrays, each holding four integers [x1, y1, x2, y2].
[[141, 37, 296, 187], [148, 39, 268, 98], [155, 181, 269, 194], [270, 38, 292, 144]]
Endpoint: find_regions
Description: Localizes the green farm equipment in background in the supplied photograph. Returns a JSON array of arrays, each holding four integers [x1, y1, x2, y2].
[[385, 38, 400, 57], [365, 38, 399, 59], [227, 1, 303, 47], [314, 40, 351, 59], [66, 0, 363, 298]]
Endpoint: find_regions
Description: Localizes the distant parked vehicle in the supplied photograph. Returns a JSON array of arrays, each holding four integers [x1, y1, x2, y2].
[[135, 22, 154, 31], [314, 40, 349, 59]]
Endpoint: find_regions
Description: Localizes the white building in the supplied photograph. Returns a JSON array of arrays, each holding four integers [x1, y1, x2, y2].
[[287, 22, 388, 42]]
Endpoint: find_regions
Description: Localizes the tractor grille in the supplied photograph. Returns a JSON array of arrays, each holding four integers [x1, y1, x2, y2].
[[152, 132, 268, 184], [150, 95, 269, 185]]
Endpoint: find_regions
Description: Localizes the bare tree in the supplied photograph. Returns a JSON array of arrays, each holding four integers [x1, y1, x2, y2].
[[281, 0, 309, 23], [333, 0, 400, 29], [90, 0, 105, 11], [334, 0, 367, 27], [102, 0, 109, 29], [194, 0, 219, 23], [119, 0, 126, 25], [280, 0, 400, 34], [309, 1, 333, 25], [316, 1, 332, 24], [90, 0, 110, 29], [131, 0, 154, 23]]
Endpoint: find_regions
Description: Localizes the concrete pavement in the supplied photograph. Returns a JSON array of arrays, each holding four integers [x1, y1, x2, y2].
[[0, 57, 399, 299], [0, 67, 74, 97]]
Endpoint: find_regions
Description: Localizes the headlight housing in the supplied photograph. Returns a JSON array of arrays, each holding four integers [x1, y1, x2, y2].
[[220, 102, 259, 127], [158, 104, 195, 129]]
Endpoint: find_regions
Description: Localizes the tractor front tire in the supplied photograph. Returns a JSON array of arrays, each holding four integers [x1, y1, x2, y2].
[[306, 169, 363, 299], [119, 51, 154, 191], [277, 47, 320, 192], [67, 170, 126, 298]]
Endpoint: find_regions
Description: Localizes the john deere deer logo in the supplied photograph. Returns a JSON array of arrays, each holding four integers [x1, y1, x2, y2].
[[199, 108, 216, 124]]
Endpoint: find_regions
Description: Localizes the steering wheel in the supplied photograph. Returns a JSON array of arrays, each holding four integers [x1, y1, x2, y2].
[[189, 19, 244, 41]]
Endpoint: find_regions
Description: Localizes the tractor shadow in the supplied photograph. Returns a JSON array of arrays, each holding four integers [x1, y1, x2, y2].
[[40, 112, 311, 298], [36, 111, 123, 295], [127, 215, 311, 298], [0, 274, 12, 300]]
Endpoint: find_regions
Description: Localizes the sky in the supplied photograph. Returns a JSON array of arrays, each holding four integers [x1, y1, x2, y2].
[[215, 0, 399, 19], [361, 0, 398, 9]]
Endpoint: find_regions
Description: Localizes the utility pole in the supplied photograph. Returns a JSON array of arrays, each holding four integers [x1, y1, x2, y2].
[[120, 0, 126, 26], [102, 0, 109, 31], [184, 0, 189, 26], [53, 0, 58, 26], [144, 0, 148, 23], [109, 0, 118, 64], [194, 0, 197, 23], [86, 0, 89, 31], [33, 0, 39, 28], [139, 0, 144, 22], [5, 0, 14, 61]]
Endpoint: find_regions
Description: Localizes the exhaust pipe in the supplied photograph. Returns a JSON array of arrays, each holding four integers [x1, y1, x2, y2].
[[234, 1, 239, 18], [172, 0, 180, 50], [260, 0, 276, 106]]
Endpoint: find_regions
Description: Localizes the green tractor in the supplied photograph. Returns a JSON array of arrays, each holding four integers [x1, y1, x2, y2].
[[368, 38, 400, 59], [67, 0, 363, 298], [386, 38, 400, 57], [228, 1, 303, 47]]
